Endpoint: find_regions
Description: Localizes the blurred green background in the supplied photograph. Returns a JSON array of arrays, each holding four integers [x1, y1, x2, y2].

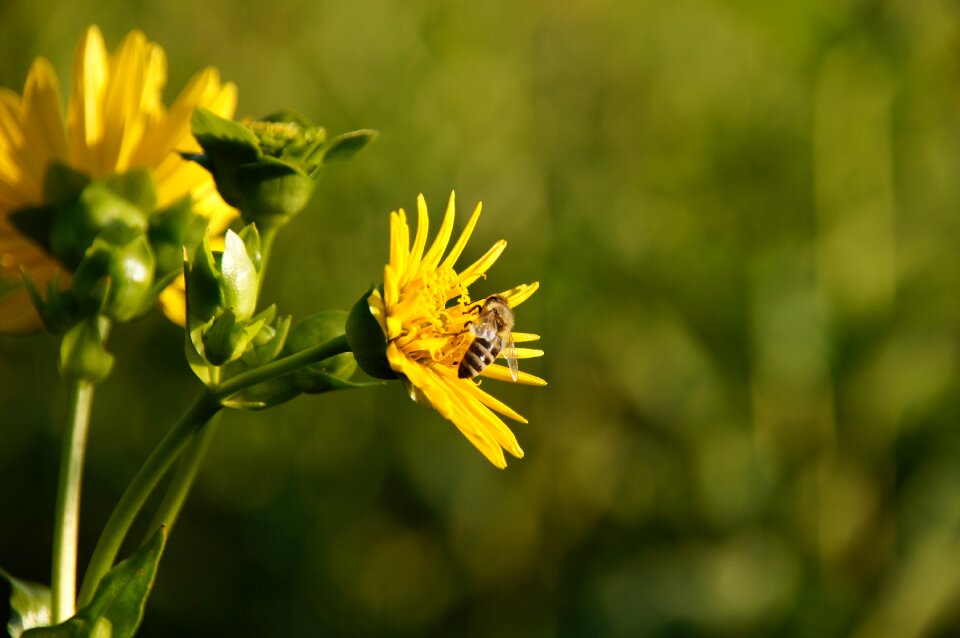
[[3, 0, 960, 636]]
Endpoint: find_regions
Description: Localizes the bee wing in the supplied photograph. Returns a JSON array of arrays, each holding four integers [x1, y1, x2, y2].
[[501, 331, 520, 382], [470, 313, 499, 341]]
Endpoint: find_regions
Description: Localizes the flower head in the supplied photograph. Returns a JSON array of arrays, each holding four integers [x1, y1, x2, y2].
[[361, 192, 545, 468], [0, 26, 237, 332]]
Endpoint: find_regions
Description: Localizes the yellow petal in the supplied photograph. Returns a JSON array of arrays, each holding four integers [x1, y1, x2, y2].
[[21, 58, 68, 186], [67, 25, 107, 168], [458, 239, 506, 288], [481, 365, 547, 386], [157, 279, 187, 326], [500, 281, 539, 307], [402, 193, 429, 285], [440, 200, 483, 269], [421, 191, 456, 270]]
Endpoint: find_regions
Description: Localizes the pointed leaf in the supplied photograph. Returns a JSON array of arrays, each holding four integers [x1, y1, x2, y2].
[[1, 568, 51, 637], [321, 129, 378, 163], [190, 107, 260, 161], [23, 527, 167, 638]]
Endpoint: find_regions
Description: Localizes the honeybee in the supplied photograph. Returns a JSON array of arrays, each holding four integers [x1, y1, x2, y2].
[[457, 295, 519, 381]]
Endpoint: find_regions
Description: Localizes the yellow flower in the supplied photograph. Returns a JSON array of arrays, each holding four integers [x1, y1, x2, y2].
[[369, 192, 545, 468], [0, 25, 237, 332]]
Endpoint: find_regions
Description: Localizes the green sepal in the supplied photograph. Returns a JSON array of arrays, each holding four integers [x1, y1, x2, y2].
[[231, 158, 315, 226], [346, 288, 397, 380], [240, 307, 291, 368], [59, 317, 114, 382], [185, 234, 224, 323], [49, 172, 153, 269], [20, 271, 81, 336], [189, 107, 260, 166], [1, 568, 51, 637], [320, 129, 379, 165], [22, 527, 167, 638], [43, 163, 91, 207]]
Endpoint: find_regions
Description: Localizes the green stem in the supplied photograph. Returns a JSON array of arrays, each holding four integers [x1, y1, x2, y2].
[[77, 392, 221, 607], [143, 414, 222, 540], [51, 379, 95, 623], [77, 333, 350, 605], [143, 334, 351, 536], [212, 333, 350, 402], [257, 226, 278, 293]]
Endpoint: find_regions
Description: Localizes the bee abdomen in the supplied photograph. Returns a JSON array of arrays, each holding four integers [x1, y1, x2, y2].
[[458, 337, 502, 379]]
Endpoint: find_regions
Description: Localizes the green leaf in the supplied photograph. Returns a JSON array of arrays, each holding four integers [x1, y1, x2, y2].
[[321, 129, 379, 163], [1, 568, 51, 637], [190, 107, 260, 162], [22, 527, 167, 638]]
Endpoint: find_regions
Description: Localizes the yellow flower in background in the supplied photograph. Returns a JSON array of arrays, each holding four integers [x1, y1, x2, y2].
[[369, 192, 545, 468], [0, 25, 237, 332]]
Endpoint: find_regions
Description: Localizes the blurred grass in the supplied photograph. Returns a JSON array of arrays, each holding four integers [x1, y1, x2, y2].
[[4, 0, 960, 636]]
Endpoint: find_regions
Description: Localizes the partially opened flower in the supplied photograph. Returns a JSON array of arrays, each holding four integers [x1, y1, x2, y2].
[[348, 193, 545, 468], [0, 25, 237, 332]]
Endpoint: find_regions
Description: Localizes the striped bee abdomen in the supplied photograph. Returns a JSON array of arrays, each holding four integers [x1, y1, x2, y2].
[[458, 335, 502, 379]]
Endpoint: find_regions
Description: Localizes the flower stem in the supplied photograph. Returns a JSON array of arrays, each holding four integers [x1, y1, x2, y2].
[[51, 379, 95, 623], [142, 414, 222, 540], [77, 334, 351, 606], [212, 333, 350, 402], [77, 391, 221, 607], [142, 334, 351, 536]]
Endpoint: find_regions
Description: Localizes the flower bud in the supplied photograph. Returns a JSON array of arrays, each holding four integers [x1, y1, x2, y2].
[[50, 170, 154, 269], [185, 225, 266, 369], [70, 224, 156, 323], [59, 316, 114, 382], [188, 107, 377, 231]]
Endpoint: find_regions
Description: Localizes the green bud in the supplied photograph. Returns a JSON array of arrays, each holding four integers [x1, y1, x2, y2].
[[285, 310, 357, 393], [345, 287, 397, 380], [220, 229, 259, 321], [186, 228, 260, 325], [59, 317, 114, 382], [71, 225, 156, 323], [188, 107, 377, 231], [50, 171, 154, 269]]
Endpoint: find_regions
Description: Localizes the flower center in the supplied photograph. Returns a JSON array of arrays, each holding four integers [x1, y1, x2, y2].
[[392, 265, 478, 367]]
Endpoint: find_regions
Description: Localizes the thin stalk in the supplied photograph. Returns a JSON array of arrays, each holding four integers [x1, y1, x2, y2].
[[143, 414, 222, 540], [78, 334, 350, 605], [77, 391, 221, 607], [51, 379, 95, 623], [213, 334, 350, 402]]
